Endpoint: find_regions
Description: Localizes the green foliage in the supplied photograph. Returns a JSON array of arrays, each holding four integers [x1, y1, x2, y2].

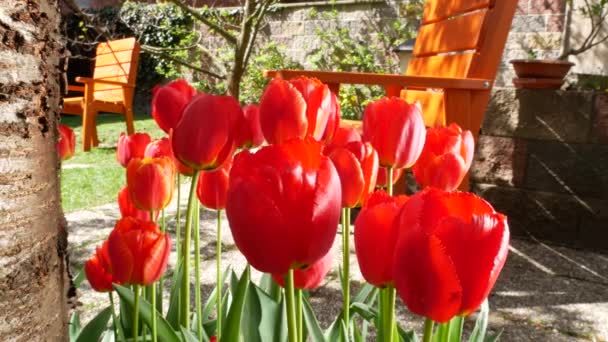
[[307, 7, 420, 119]]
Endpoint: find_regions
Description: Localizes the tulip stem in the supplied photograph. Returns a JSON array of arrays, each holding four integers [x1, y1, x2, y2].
[[159, 209, 165, 314], [216, 209, 222, 341], [176, 174, 182, 264], [378, 287, 386, 342], [296, 289, 303, 342], [194, 200, 203, 340], [436, 322, 449, 342], [385, 286, 396, 342], [133, 285, 140, 342], [109, 292, 126, 342], [422, 319, 435, 342], [285, 269, 298, 342], [387, 166, 394, 196], [341, 207, 351, 330], [180, 170, 200, 328], [151, 282, 157, 342]]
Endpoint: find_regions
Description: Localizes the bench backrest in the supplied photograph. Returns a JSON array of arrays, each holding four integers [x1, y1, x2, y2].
[[92, 37, 140, 103]]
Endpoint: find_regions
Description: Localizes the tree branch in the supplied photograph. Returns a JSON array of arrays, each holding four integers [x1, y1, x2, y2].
[[142, 45, 226, 80], [166, 0, 238, 45]]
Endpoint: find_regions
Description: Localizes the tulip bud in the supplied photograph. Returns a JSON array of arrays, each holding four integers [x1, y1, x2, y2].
[[271, 248, 334, 290], [236, 104, 265, 149], [145, 136, 194, 177], [363, 97, 426, 169], [412, 123, 475, 191], [328, 141, 378, 208], [152, 79, 197, 134], [393, 188, 509, 323], [57, 124, 75, 161], [117, 132, 151, 168], [126, 157, 175, 211], [196, 156, 231, 210], [354, 190, 408, 287], [118, 186, 157, 221], [107, 217, 171, 286]]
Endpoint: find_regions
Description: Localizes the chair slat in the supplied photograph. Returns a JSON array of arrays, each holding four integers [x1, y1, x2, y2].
[[95, 51, 133, 67], [401, 90, 445, 127], [93, 63, 132, 80], [96, 37, 137, 54], [414, 9, 487, 57], [422, 0, 492, 24], [407, 53, 474, 78]]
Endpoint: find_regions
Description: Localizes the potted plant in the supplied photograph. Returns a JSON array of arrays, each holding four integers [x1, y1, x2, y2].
[[511, 0, 607, 89]]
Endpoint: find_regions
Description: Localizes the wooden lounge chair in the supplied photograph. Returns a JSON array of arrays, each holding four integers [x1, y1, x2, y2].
[[62, 37, 140, 151], [265, 0, 518, 190]]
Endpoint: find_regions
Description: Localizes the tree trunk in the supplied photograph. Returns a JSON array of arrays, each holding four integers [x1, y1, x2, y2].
[[0, 0, 69, 341]]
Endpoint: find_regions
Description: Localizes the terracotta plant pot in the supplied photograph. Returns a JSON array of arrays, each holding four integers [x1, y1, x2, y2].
[[510, 59, 574, 89]]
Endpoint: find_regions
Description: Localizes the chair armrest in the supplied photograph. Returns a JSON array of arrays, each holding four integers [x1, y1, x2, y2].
[[67, 85, 85, 92], [75, 77, 134, 88], [264, 70, 492, 90]]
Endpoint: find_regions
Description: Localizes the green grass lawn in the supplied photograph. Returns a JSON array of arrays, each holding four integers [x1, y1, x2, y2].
[[60, 113, 165, 212]]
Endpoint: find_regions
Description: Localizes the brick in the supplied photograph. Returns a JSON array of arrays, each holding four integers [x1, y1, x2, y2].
[[524, 141, 608, 199], [482, 89, 594, 143], [471, 135, 527, 186], [510, 15, 546, 32], [529, 0, 565, 14], [546, 14, 565, 32], [592, 93, 608, 143]]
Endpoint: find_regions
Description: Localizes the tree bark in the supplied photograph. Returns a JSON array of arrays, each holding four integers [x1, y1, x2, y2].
[[0, 0, 69, 341]]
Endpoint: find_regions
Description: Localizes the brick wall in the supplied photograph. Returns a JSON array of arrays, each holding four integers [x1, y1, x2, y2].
[[471, 89, 608, 251]]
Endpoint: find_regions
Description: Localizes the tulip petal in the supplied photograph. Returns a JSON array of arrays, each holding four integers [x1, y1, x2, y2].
[[259, 79, 308, 144], [329, 147, 365, 208], [393, 227, 463, 323]]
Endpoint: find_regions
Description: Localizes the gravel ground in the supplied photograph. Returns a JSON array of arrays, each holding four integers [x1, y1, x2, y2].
[[67, 183, 608, 341]]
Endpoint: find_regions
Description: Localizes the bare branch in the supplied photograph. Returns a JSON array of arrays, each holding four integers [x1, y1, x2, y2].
[[166, 0, 238, 45], [142, 45, 226, 80]]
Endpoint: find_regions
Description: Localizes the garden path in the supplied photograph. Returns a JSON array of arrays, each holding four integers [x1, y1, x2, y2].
[[67, 182, 608, 341]]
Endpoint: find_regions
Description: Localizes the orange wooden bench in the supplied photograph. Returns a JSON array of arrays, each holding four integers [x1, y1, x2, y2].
[[265, 0, 518, 190], [62, 37, 140, 151]]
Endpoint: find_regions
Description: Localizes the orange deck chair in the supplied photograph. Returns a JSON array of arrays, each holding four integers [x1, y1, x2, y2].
[[62, 37, 140, 151], [265, 0, 518, 190]]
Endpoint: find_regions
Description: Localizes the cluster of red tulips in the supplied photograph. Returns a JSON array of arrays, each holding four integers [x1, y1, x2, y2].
[[76, 76, 509, 342]]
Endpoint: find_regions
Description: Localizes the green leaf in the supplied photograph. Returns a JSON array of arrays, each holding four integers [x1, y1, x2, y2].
[[397, 326, 419, 342], [241, 282, 263, 342], [352, 283, 375, 304], [100, 330, 114, 342], [202, 266, 231, 321], [350, 302, 377, 322], [166, 260, 184, 329], [69, 312, 81, 342], [75, 306, 112, 342], [259, 272, 282, 302], [114, 284, 181, 342], [221, 266, 251, 342], [341, 320, 349, 342], [254, 284, 284, 342], [469, 300, 489, 342], [448, 316, 465, 342], [484, 330, 502, 342], [325, 311, 344, 342], [302, 295, 326, 342], [73, 268, 86, 289], [119, 292, 133, 337], [274, 297, 289, 342], [181, 326, 202, 342]]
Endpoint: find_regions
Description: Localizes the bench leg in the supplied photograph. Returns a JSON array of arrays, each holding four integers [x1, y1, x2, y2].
[[125, 107, 135, 135]]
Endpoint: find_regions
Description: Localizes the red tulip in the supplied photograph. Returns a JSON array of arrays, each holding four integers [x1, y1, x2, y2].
[[226, 138, 342, 274], [196, 156, 231, 210], [152, 79, 197, 134], [328, 141, 378, 208], [126, 157, 175, 211], [376, 167, 404, 188], [393, 188, 510, 323], [362, 97, 426, 169], [271, 248, 334, 289], [324, 126, 361, 156], [145, 136, 194, 176], [57, 124, 75, 160], [237, 104, 265, 148], [210, 337, 217, 342], [117, 132, 151, 167], [172, 94, 242, 170], [84, 240, 115, 292], [413, 123, 475, 191], [118, 186, 157, 221], [259, 77, 339, 144], [354, 190, 408, 287], [107, 217, 171, 286]]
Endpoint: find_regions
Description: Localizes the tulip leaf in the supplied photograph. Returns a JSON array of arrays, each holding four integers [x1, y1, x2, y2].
[[100, 330, 114, 342], [354, 323, 363, 342], [241, 282, 263, 342], [274, 297, 289, 342], [302, 295, 327, 342], [352, 283, 376, 304], [119, 289, 134, 337], [259, 272, 282, 302], [221, 266, 250, 342], [69, 312, 81, 341], [73, 267, 86, 289], [468, 299, 489, 342], [75, 306, 112, 342], [114, 284, 181, 342], [397, 326, 419, 342], [325, 311, 344, 342], [350, 302, 377, 322], [202, 266, 231, 321], [484, 330, 502, 342], [341, 320, 349, 342], [448, 316, 465, 342], [181, 326, 202, 342], [166, 260, 184, 329]]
